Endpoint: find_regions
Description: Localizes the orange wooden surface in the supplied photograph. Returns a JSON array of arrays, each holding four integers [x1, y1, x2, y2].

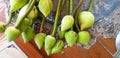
[[14, 36, 116, 58], [15, 36, 43, 58]]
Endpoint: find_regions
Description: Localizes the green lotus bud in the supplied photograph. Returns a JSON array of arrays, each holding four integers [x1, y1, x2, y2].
[[10, 0, 28, 12], [45, 35, 56, 55], [0, 22, 5, 33], [78, 11, 94, 30], [51, 40, 64, 54], [78, 31, 90, 46], [27, 6, 38, 19], [61, 15, 74, 31], [58, 26, 65, 39], [22, 27, 35, 43], [38, 0, 53, 17], [65, 31, 77, 47], [18, 18, 31, 32], [34, 33, 46, 49], [5, 27, 21, 42]]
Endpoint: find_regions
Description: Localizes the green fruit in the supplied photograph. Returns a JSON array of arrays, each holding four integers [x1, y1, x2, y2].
[[78, 11, 94, 30], [58, 26, 65, 39], [45, 35, 56, 55], [0, 22, 5, 33], [18, 18, 31, 32], [27, 6, 38, 19], [78, 31, 90, 46], [51, 40, 64, 54], [5, 27, 21, 42], [10, 0, 28, 12], [65, 31, 77, 47], [38, 0, 53, 17], [61, 15, 74, 31], [34, 33, 46, 49], [22, 27, 35, 43]]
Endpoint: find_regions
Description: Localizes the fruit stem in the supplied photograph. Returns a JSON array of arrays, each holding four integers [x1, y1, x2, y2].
[[51, 0, 62, 36], [88, 0, 94, 12], [69, 0, 74, 30], [4, 12, 13, 26], [60, 0, 66, 12], [66, 0, 69, 15], [69, 0, 74, 15], [15, 0, 35, 28], [40, 16, 45, 33], [73, 0, 83, 32]]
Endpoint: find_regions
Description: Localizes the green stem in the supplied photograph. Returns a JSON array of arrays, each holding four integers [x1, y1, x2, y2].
[[88, 0, 94, 12], [69, 0, 74, 30], [4, 12, 13, 26], [40, 16, 45, 33], [66, 0, 69, 15], [51, 0, 62, 36], [73, 0, 83, 32], [60, 0, 66, 12], [15, 0, 35, 28], [69, 0, 73, 15]]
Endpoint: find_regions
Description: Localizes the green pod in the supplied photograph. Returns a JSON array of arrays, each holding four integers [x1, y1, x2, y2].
[[61, 15, 74, 31], [34, 33, 46, 49], [65, 31, 77, 47], [51, 40, 64, 54], [22, 27, 35, 43], [78, 11, 94, 30], [0, 22, 5, 33], [18, 18, 31, 32], [78, 31, 90, 46], [10, 0, 28, 12], [5, 27, 21, 42], [38, 0, 53, 17], [27, 6, 38, 19], [58, 26, 65, 39], [45, 35, 56, 55]]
